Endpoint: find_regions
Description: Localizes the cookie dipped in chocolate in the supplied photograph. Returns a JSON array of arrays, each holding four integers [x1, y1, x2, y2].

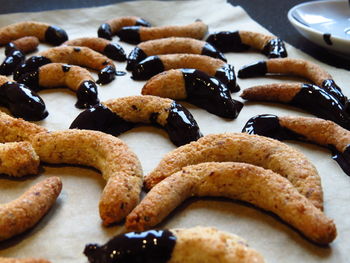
[[45, 25, 68, 46], [0, 49, 25, 76], [262, 38, 287, 58], [206, 31, 250, 52], [84, 229, 176, 263], [103, 43, 127, 61], [13, 55, 52, 80], [76, 80, 100, 109]]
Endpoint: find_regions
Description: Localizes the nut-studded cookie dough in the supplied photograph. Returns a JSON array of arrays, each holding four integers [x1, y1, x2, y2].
[[0, 76, 48, 121], [142, 69, 243, 119], [0, 176, 62, 241], [242, 114, 350, 176], [127, 162, 336, 244], [0, 21, 68, 46], [126, 37, 226, 70], [31, 130, 143, 225], [144, 133, 323, 210], [97, 16, 151, 40], [70, 95, 202, 146], [18, 63, 100, 109], [206, 30, 287, 58], [0, 258, 51, 263], [63, 37, 127, 61], [84, 226, 265, 263], [241, 83, 350, 129], [14, 46, 117, 85], [238, 58, 347, 107], [116, 20, 208, 44], [132, 53, 239, 92]]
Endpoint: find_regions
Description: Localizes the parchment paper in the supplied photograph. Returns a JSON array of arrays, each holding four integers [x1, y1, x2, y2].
[[0, 0, 349, 262]]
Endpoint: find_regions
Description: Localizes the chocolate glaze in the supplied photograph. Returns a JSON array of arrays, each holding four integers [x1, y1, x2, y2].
[[97, 65, 116, 84], [182, 69, 243, 119], [242, 114, 350, 176], [262, 38, 288, 58], [164, 101, 202, 146], [13, 56, 52, 80], [70, 103, 135, 135], [135, 18, 152, 27], [16, 70, 40, 91], [201, 43, 227, 62], [76, 80, 100, 109], [323, 33, 333, 45], [206, 31, 250, 52], [131, 55, 164, 80], [5, 42, 18, 56], [126, 47, 147, 71], [84, 229, 176, 263], [0, 50, 25, 76], [214, 64, 239, 92], [0, 82, 48, 121], [98, 23, 113, 40], [237, 61, 267, 78], [45, 25, 68, 46], [62, 64, 71, 72], [115, 26, 141, 44], [103, 43, 127, 61], [321, 79, 346, 105]]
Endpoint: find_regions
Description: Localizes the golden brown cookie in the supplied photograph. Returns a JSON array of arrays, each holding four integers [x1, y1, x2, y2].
[[144, 132, 323, 210], [117, 20, 208, 44], [30, 130, 143, 225], [84, 226, 265, 263], [70, 95, 202, 146], [0, 258, 51, 263], [18, 63, 99, 109], [97, 16, 151, 40], [0, 176, 62, 241], [14, 46, 116, 85], [63, 37, 126, 61], [126, 37, 226, 70], [142, 69, 243, 118], [127, 162, 336, 244], [206, 30, 287, 58]]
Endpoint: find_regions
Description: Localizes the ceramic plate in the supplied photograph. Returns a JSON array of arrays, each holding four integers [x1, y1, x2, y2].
[[288, 0, 350, 56]]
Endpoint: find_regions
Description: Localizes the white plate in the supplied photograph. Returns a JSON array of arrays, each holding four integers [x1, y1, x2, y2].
[[288, 0, 350, 56]]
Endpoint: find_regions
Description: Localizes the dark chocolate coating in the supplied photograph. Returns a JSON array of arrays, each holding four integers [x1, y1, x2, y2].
[[97, 65, 116, 84], [17, 70, 40, 91], [126, 47, 147, 71], [201, 42, 227, 62], [331, 145, 350, 176], [262, 38, 288, 58], [0, 50, 25, 76], [322, 79, 346, 105], [13, 55, 52, 80], [5, 42, 18, 56], [206, 31, 250, 52], [103, 43, 127, 61], [75, 80, 100, 109], [84, 229, 176, 263], [0, 82, 48, 121], [182, 69, 243, 119], [131, 55, 164, 80], [98, 23, 113, 40], [115, 26, 141, 44], [164, 101, 202, 146], [45, 25, 68, 46], [214, 64, 239, 92], [135, 18, 152, 27], [237, 61, 267, 78], [70, 103, 135, 135]]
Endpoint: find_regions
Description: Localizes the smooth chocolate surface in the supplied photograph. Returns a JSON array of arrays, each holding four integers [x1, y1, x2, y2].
[[237, 61, 267, 78], [321, 79, 346, 105], [0, 50, 25, 76], [201, 42, 227, 61], [206, 31, 250, 52], [214, 64, 239, 92], [76, 80, 100, 109], [98, 23, 113, 40], [135, 18, 152, 27], [131, 55, 164, 80], [84, 230, 176, 263], [97, 65, 116, 84], [45, 25, 68, 45], [13, 55, 52, 80], [103, 43, 127, 61], [115, 26, 141, 44], [17, 70, 40, 91], [126, 47, 147, 71], [262, 38, 287, 58]]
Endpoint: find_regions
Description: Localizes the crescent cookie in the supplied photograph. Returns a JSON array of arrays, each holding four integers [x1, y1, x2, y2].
[[206, 30, 287, 58], [126, 37, 226, 71], [0, 21, 68, 46], [144, 132, 323, 210], [18, 63, 100, 109], [132, 53, 239, 92], [0, 258, 51, 263], [0, 176, 62, 241], [116, 20, 208, 44], [63, 37, 127, 61], [14, 46, 117, 85], [0, 75, 48, 121], [238, 58, 347, 106], [242, 114, 350, 176], [126, 162, 336, 244], [70, 95, 202, 146], [142, 69, 243, 119], [31, 130, 143, 225], [240, 83, 350, 129], [84, 226, 265, 263], [98, 16, 151, 40]]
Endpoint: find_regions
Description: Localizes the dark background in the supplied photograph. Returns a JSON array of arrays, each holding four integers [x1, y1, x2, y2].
[[0, 0, 348, 70]]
